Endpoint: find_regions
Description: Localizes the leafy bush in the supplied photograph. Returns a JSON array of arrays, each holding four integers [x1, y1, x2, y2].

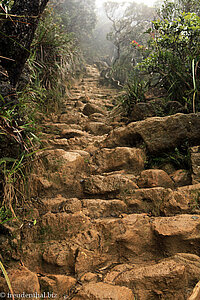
[[139, 12, 200, 112]]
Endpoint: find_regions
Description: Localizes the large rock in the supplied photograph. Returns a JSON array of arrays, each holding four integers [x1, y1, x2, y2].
[[83, 103, 106, 116], [126, 185, 200, 216], [95, 147, 145, 174], [82, 199, 127, 218], [152, 214, 200, 256], [41, 195, 82, 214], [105, 253, 200, 300], [59, 111, 87, 125], [85, 122, 112, 135], [130, 101, 165, 122], [40, 149, 86, 197], [164, 183, 200, 215], [60, 129, 89, 139], [72, 282, 134, 300], [137, 169, 174, 188], [42, 242, 75, 274], [82, 174, 138, 197], [41, 211, 91, 240], [39, 275, 76, 298], [104, 113, 200, 154], [95, 214, 157, 264], [105, 260, 186, 300], [0, 267, 40, 299], [170, 169, 192, 187], [162, 187, 194, 215], [126, 187, 172, 216], [43, 123, 71, 134], [88, 113, 106, 122]]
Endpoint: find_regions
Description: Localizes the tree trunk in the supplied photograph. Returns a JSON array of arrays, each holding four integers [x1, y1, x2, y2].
[[0, 0, 49, 87]]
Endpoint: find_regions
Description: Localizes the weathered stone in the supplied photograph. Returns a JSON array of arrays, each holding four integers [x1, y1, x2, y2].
[[163, 188, 191, 215], [83, 103, 106, 116], [41, 212, 91, 240], [80, 272, 99, 283], [129, 183, 200, 216], [43, 149, 84, 171], [39, 275, 76, 297], [95, 214, 157, 264], [105, 253, 200, 299], [104, 113, 200, 154], [60, 129, 88, 139], [0, 267, 40, 299], [82, 199, 127, 218], [74, 226, 116, 275], [137, 169, 174, 188], [170, 183, 200, 214], [41, 196, 82, 214], [95, 147, 145, 174], [82, 174, 138, 197], [59, 111, 87, 124], [72, 282, 134, 300], [88, 113, 106, 122], [41, 149, 86, 197], [30, 174, 53, 193], [43, 123, 70, 134], [152, 214, 200, 256], [126, 187, 171, 216], [49, 138, 70, 150], [173, 253, 200, 285], [104, 259, 187, 300], [130, 102, 159, 121], [191, 146, 200, 184], [42, 242, 75, 274], [170, 169, 192, 187], [189, 281, 200, 300], [85, 122, 112, 135]]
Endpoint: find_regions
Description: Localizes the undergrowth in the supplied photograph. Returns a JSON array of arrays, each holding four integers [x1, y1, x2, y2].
[[0, 97, 40, 216], [21, 6, 81, 115], [118, 75, 148, 117], [146, 143, 191, 171]]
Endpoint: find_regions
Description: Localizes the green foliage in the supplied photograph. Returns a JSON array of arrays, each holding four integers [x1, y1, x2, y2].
[[0, 93, 40, 214], [23, 5, 79, 113], [158, 0, 200, 20], [0, 206, 12, 224], [147, 144, 191, 170], [139, 12, 200, 111], [0, 0, 14, 11], [119, 75, 147, 116]]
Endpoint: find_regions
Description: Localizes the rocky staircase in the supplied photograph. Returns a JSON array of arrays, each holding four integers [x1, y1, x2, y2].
[[1, 65, 200, 300]]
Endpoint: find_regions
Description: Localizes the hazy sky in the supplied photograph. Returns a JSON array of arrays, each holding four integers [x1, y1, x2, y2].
[[96, 0, 157, 8]]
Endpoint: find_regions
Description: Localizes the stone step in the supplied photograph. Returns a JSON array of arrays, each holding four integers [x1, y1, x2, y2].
[[7, 64, 200, 300]]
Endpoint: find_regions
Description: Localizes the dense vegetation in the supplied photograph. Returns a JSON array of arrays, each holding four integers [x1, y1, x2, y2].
[[108, 0, 200, 116]]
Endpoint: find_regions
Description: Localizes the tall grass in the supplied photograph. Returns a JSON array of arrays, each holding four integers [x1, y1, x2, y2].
[[22, 6, 80, 114]]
